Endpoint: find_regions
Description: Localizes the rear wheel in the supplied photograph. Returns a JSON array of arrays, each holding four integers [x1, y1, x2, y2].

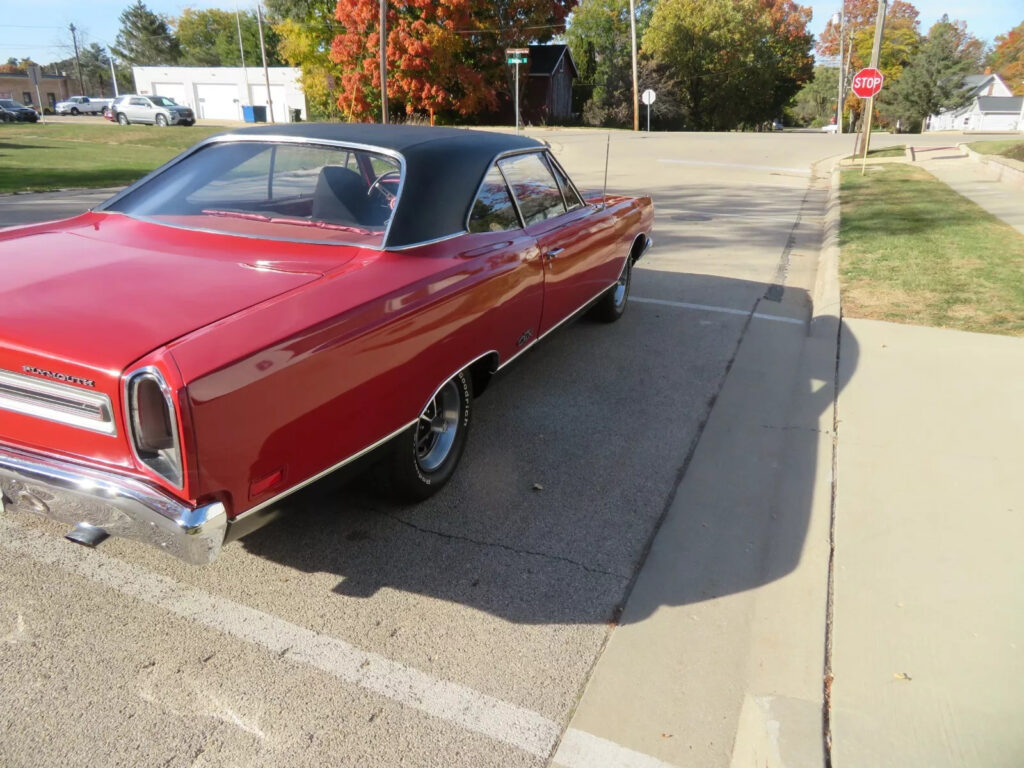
[[117, 112, 129, 126], [386, 371, 472, 501]]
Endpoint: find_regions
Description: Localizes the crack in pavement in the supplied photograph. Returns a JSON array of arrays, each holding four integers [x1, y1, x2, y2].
[[384, 513, 631, 581]]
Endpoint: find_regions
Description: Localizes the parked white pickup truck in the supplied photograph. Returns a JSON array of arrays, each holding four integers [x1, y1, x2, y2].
[[55, 96, 112, 116]]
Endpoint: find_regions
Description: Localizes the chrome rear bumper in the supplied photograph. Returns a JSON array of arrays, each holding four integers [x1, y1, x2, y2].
[[0, 444, 226, 565]]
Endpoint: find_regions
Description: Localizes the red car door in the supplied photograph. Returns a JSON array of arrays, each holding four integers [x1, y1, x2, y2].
[[498, 152, 618, 335]]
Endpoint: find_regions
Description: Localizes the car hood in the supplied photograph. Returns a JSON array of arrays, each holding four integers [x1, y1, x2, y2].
[[0, 213, 358, 375]]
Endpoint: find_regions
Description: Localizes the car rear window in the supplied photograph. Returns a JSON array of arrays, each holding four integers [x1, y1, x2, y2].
[[104, 141, 402, 247], [468, 166, 521, 233]]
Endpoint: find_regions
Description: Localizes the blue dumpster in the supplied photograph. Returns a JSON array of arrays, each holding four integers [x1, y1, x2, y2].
[[242, 105, 255, 123]]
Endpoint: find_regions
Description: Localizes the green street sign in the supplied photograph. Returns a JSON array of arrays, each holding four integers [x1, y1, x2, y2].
[[507, 57, 527, 64]]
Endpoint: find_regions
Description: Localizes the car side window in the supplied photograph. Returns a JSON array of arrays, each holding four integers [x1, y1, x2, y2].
[[545, 155, 585, 211], [498, 152, 566, 226], [468, 166, 520, 233], [130, 98, 148, 107]]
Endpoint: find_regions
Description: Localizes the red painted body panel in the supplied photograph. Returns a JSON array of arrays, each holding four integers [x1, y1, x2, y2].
[[0, 187, 653, 517]]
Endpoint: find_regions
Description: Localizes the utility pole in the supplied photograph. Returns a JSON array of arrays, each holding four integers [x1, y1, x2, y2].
[[856, 0, 887, 156], [833, 6, 845, 134], [107, 48, 119, 96], [235, 3, 250, 103], [256, 4, 274, 122], [69, 23, 85, 95], [628, 0, 639, 131], [379, 0, 388, 123]]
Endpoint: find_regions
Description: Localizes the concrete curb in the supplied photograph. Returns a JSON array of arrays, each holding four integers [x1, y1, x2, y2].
[[957, 142, 1024, 189], [811, 165, 842, 338]]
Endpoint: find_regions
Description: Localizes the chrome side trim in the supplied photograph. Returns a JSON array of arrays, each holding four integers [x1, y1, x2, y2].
[[233, 419, 417, 523], [497, 278, 620, 371], [0, 444, 226, 565], [0, 368, 116, 436], [386, 230, 468, 252], [233, 349, 501, 526]]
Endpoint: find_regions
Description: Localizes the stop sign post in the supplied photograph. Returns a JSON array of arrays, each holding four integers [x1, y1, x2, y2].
[[852, 67, 885, 173]]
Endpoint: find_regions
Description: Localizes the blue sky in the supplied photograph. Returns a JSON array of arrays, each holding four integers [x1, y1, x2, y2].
[[3, 0, 1022, 66]]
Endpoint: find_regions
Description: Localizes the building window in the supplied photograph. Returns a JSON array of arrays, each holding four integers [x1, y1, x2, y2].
[[23, 92, 33, 105]]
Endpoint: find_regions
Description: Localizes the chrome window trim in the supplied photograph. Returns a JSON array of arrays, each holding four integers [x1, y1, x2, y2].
[[0, 368, 116, 436], [464, 150, 535, 233], [497, 150, 573, 228], [545, 152, 587, 212], [96, 135, 408, 252], [123, 366, 184, 491]]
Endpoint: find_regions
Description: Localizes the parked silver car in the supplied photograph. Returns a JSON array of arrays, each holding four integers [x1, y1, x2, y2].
[[112, 94, 195, 127]]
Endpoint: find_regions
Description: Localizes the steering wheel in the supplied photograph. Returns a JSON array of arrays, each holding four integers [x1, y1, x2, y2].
[[367, 171, 401, 205]]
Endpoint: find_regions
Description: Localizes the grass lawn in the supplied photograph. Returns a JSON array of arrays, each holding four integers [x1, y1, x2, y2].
[[0, 122, 224, 193], [967, 139, 1024, 161], [847, 144, 905, 159], [840, 165, 1024, 336]]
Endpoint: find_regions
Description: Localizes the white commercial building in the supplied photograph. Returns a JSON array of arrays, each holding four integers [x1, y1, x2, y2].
[[132, 66, 307, 123]]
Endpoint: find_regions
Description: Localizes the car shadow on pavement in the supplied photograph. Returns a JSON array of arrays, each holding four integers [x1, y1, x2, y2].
[[239, 259, 857, 628]]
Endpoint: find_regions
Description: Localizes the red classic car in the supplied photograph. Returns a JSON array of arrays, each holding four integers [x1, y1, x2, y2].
[[0, 124, 653, 564]]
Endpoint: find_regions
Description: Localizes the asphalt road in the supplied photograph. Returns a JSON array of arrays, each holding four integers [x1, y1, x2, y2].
[[0, 128, 1005, 767]]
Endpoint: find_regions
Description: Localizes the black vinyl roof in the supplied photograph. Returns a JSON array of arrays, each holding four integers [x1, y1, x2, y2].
[[223, 123, 544, 248]]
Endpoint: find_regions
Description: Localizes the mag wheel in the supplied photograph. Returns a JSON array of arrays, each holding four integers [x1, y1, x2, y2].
[[387, 370, 472, 501], [591, 255, 632, 323], [117, 112, 129, 125]]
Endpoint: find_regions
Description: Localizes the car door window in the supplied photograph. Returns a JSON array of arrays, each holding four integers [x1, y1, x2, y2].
[[130, 98, 148, 107], [498, 153, 566, 226], [545, 155, 585, 211], [468, 166, 521, 233]]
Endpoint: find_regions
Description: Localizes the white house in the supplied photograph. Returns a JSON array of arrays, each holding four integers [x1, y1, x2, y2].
[[926, 72, 1023, 132], [132, 66, 307, 123]]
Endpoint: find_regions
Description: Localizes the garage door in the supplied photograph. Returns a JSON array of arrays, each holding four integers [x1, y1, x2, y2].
[[152, 82, 190, 110], [195, 83, 241, 121], [249, 84, 289, 122]]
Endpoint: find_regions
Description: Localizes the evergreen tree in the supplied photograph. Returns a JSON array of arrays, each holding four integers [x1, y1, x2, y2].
[[881, 16, 982, 132], [111, 1, 181, 67]]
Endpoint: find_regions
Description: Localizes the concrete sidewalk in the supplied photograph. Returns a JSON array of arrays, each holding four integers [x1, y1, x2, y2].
[[830, 319, 1024, 767], [917, 152, 1024, 237]]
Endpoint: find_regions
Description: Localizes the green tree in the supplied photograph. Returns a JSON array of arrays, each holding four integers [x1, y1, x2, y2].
[[175, 7, 281, 67], [112, 1, 181, 67], [642, 0, 813, 130], [566, 0, 654, 127], [880, 16, 982, 132], [268, 0, 344, 120], [791, 65, 839, 126]]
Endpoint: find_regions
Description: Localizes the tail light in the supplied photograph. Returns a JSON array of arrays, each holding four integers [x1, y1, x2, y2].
[[125, 367, 183, 488]]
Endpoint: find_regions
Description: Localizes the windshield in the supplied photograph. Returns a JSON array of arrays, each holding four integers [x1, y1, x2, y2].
[[104, 140, 403, 248], [150, 96, 178, 107]]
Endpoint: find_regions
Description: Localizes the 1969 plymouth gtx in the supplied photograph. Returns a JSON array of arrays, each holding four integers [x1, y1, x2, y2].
[[0, 124, 653, 564]]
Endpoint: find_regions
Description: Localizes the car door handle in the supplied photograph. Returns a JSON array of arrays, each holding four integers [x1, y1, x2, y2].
[[544, 248, 564, 260]]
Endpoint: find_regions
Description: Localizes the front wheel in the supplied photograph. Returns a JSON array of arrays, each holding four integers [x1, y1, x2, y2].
[[590, 256, 632, 323], [386, 370, 472, 501], [155, 114, 168, 127], [117, 112, 129, 125], [70, 107, 79, 116]]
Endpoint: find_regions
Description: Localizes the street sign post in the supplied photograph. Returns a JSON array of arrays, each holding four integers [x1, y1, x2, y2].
[[641, 88, 656, 133], [26, 65, 44, 123], [507, 48, 529, 136], [851, 67, 885, 174]]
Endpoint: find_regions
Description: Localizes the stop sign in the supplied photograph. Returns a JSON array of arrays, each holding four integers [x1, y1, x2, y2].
[[851, 68, 884, 98]]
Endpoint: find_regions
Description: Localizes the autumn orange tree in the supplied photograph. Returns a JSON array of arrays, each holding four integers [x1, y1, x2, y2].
[[818, 0, 921, 124], [329, 0, 576, 123], [989, 20, 1024, 96]]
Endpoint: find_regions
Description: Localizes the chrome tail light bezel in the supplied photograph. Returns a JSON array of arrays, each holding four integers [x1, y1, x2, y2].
[[124, 366, 184, 490]]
